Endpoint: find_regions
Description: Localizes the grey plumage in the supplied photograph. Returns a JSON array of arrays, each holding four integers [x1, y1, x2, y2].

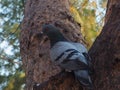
[[42, 24, 93, 89]]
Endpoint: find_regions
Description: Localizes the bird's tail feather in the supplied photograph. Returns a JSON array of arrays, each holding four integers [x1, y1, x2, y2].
[[74, 70, 93, 89]]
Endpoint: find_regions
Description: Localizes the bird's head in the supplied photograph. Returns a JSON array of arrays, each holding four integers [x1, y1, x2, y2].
[[41, 24, 67, 46], [42, 24, 60, 37]]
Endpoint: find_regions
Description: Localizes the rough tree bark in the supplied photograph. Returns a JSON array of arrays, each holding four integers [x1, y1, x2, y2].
[[20, 0, 84, 90], [21, 0, 120, 90], [89, 0, 120, 90]]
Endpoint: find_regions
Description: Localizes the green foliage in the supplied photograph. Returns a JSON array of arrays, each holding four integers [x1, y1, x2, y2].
[[0, 0, 25, 89], [69, 0, 107, 48], [3, 71, 25, 90]]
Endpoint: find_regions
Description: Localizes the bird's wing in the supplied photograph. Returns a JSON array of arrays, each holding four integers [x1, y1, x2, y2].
[[50, 41, 93, 72], [51, 48, 90, 71], [71, 42, 93, 74], [60, 58, 90, 71]]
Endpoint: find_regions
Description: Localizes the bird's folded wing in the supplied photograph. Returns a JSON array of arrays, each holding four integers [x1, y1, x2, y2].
[[60, 59, 90, 71]]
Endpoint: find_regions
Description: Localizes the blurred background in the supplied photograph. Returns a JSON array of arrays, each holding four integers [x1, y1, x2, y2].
[[0, 0, 107, 90]]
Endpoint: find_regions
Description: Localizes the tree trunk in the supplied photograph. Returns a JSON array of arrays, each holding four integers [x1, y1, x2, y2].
[[20, 0, 84, 90], [89, 0, 120, 90]]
